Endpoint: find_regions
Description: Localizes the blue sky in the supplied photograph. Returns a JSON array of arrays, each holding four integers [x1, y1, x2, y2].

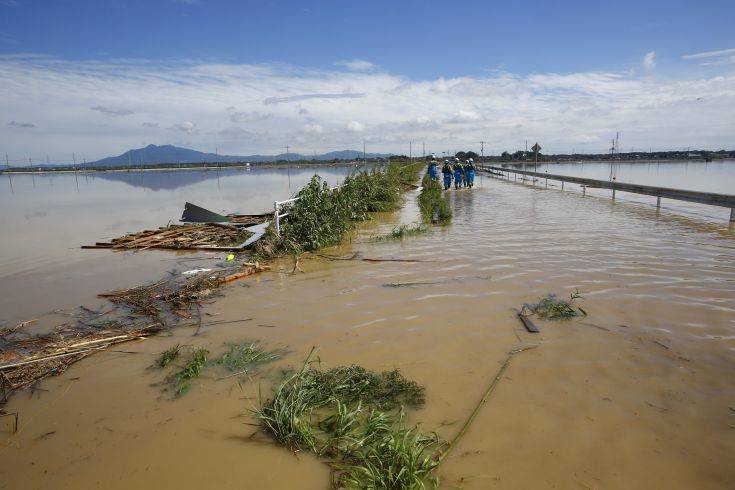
[[1, 0, 734, 161]]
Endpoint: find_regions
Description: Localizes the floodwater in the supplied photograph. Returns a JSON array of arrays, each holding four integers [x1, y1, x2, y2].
[[1, 161, 735, 489], [0, 165, 356, 325]]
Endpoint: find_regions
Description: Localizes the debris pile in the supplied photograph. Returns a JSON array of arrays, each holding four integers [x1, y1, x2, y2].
[[1, 323, 163, 402], [0, 263, 270, 404], [84, 223, 252, 251]]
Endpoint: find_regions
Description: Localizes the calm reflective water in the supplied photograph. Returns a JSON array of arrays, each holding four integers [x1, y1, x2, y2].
[[520, 160, 735, 194], [1, 161, 735, 488], [0, 166, 358, 323], [502, 160, 735, 222]]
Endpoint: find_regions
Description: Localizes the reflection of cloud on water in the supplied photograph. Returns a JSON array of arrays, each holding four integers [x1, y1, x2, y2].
[[90, 166, 356, 191]]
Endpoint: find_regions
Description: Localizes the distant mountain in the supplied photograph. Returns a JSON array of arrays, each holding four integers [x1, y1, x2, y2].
[[86, 144, 389, 167]]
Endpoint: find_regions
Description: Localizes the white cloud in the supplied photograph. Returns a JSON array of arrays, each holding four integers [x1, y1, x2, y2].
[[335, 59, 376, 72], [91, 105, 134, 116], [264, 93, 364, 105], [643, 51, 656, 70], [170, 121, 197, 134], [682, 47, 735, 66], [303, 123, 323, 134], [448, 110, 482, 123], [345, 120, 364, 132], [228, 110, 271, 123], [0, 54, 734, 159]]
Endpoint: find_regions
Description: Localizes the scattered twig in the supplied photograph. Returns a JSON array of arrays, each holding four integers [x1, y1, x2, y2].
[[439, 344, 534, 464], [34, 430, 56, 441]]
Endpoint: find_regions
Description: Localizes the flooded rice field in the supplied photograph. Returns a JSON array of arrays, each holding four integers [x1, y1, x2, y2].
[[1, 161, 735, 488], [0, 166, 354, 324]]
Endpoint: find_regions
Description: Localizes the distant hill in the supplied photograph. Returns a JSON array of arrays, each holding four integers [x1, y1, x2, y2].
[[86, 144, 389, 167]]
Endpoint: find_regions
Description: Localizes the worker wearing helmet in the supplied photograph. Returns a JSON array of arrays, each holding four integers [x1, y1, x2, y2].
[[453, 158, 464, 190], [427, 158, 439, 181], [466, 158, 476, 188], [441, 159, 453, 190]]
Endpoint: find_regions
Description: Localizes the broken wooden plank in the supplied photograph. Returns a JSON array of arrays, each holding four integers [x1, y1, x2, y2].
[[515, 309, 540, 333]]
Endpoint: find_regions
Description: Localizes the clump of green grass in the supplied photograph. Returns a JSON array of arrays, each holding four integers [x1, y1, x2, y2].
[[255, 352, 440, 487], [155, 344, 181, 368], [372, 222, 428, 242], [215, 341, 282, 372], [523, 289, 587, 320], [418, 174, 452, 225], [253, 162, 423, 258], [166, 347, 209, 396], [333, 410, 442, 489]]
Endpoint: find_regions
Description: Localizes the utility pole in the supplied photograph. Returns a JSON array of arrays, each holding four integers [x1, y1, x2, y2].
[[480, 141, 486, 162], [363, 141, 366, 165], [73, 152, 76, 167], [409, 141, 412, 162], [422, 142, 425, 159], [285, 145, 289, 162]]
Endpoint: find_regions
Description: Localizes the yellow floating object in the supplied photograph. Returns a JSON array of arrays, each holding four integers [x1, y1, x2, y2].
[[227, 254, 235, 261]]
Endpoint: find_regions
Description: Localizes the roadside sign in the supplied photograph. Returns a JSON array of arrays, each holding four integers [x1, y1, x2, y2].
[[531, 143, 541, 153]]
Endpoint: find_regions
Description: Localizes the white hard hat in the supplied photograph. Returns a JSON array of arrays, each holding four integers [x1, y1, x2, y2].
[[469, 158, 474, 162], [431, 153, 436, 159]]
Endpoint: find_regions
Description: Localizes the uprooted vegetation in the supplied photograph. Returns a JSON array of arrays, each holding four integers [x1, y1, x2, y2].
[[522, 289, 587, 320], [153, 341, 282, 397], [418, 174, 452, 225], [215, 341, 283, 372], [254, 163, 421, 258], [165, 347, 209, 396], [372, 222, 428, 242], [0, 263, 269, 404], [254, 351, 443, 488]]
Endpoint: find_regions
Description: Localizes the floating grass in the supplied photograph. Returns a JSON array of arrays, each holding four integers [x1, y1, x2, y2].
[[255, 351, 440, 487], [332, 410, 442, 489], [418, 174, 452, 225], [215, 341, 282, 372], [155, 344, 181, 368], [372, 223, 428, 242], [523, 289, 587, 320], [166, 347, 209, 396]]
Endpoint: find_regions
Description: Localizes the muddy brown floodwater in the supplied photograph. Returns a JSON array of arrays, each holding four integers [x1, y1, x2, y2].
[[1, 168, 735, 489]]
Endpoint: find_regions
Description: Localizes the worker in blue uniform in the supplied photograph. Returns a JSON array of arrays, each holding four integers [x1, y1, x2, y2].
[[466, 158, 476, 188], [427, 157, 439, 181], [453, 158, 464, 189], [441, 159, 453, 190]]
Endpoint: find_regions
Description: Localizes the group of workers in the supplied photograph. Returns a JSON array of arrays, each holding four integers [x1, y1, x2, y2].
[[427, 155, 476, 190]]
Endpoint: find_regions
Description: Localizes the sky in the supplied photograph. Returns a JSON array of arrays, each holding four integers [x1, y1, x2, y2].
[[1, 0, 734, 163]]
